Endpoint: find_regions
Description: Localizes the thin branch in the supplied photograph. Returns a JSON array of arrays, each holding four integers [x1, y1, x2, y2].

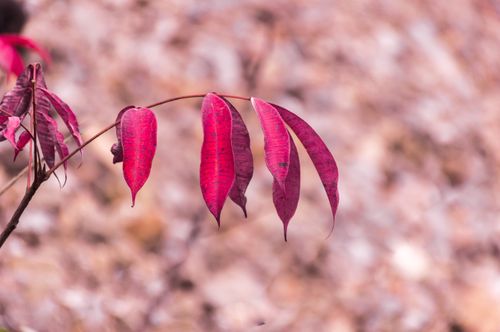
[[45, 93, 250, 178], [0, 172, 44, 248], [0, 165, 28, 196]]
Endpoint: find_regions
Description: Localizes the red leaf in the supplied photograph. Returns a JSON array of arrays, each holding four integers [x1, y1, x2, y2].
[[0, 65, 32, 129], [200, 93, 235, 225], [54, 130, 69, 170], [0, 34, 51, 77], [38, 87, 83, 146], [36, 110, 56, 168], [13, 130, 31, 161], [110, 106, 135, 164], [220, 97, 253, 217], [0, 40, 24, 76], [2, 116, 21, 150], [121, 107, 157, 206], [273, 133, 300, 241], [251, 98, 290, 190], [274, 104, 339, 228]]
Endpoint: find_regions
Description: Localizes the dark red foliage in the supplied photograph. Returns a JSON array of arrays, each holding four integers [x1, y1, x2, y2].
[[0, 64, 81, 166]]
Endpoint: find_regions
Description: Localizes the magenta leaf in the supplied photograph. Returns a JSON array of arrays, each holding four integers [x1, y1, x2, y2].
[[273, 132, 300, 241], [120, 107, 157, 206], [0, 40, 24, 77], [111, 105, 135, 164], [200, 93, 235, 225], [54, 130, 69, 170], [13, 130, 31, 161], [0, 34, 51, 77], [219, 96, 254, 217], [0, 65, 32, 132], [36, 110, 56, 168], [2, 116, 21, 150], [38, 87, 83, 146], [274, 104, 339, 227], [251, 98, 290, 190]]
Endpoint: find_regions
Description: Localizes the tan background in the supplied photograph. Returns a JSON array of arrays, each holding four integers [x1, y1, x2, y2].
[[1, 0, 500, 331]]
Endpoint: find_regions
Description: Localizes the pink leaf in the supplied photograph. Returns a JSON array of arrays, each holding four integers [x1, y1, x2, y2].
[[2, 116, 21, 150], [121, 107, 157, 206], [251, 98, 290, 190], [54, 130, 69, 169], [110, 105, 135, 164], [38, 87, 83, 146], [13, 130, 31, 161], [0, 40, 24, 76], [220, 96, 253, 217], [274, 104, 339, 228], [0, 34, 51, 65], [200, 93, 235, 225], [0, 64, 31, 130], [273, 132, 300, 241], [36, 110, 56, 168]]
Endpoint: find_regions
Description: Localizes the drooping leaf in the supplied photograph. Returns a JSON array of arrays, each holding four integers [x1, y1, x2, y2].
[[13, 130, 31, 161], [0, 64, 32, 133], [273, 132, 300, 241], [38, 87, 83, 146], [54, 130, 69, 170], [2, 116, 21, 150], [36, 109, 56, 168], [111, 105, 135, 164], [274, 104, 339, 227], [200, 93, 235, 225], [121, 107, 157, 206], [0, 35, 51, 64], [220, 96, 254, 217], [251, 98, 290, 190], [0, 34, 51, 77], [0, 39, 24, 77]]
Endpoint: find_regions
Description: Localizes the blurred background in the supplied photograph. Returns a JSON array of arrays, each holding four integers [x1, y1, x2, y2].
[[1, 0, 500, 331]]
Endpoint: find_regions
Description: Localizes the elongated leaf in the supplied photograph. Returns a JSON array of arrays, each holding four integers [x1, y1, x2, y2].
[[13, 130, 31, 161], [3, 116, 21, 150], [273, 133, 300, 241], [200, 93, 235, 225], [0, 40, 24, 76], [36, 109, 56, 168], [0, 64, 32, 132], [220, 97, 253, 217], [54, 130, 69, 170], [111, 105, 135, 164], [251, 98, 290, 190], [121, 107, 157, 206], [0, 35, 51, 65], [38, 87, 82, 146], [274, 104, 339, 227]]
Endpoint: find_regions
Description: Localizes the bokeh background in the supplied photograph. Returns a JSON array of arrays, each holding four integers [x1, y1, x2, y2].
[[1, 0, 500, 331]]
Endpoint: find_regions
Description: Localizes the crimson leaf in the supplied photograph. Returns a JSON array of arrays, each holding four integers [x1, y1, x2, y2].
[[0, 65, 31, 134], [274, 104, 339, 228], [13, 130, 31, 161], [38, 87, 83, 146], [2, 116, 21, 150], [0, 34, 51, 77], [200, 93, 235, 225], [251, 97, 290, 191], [110, 105, 135, 164], [220, 96, 254, 217], [273, 132, 300, 241], [120, 107, 157, 206]]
